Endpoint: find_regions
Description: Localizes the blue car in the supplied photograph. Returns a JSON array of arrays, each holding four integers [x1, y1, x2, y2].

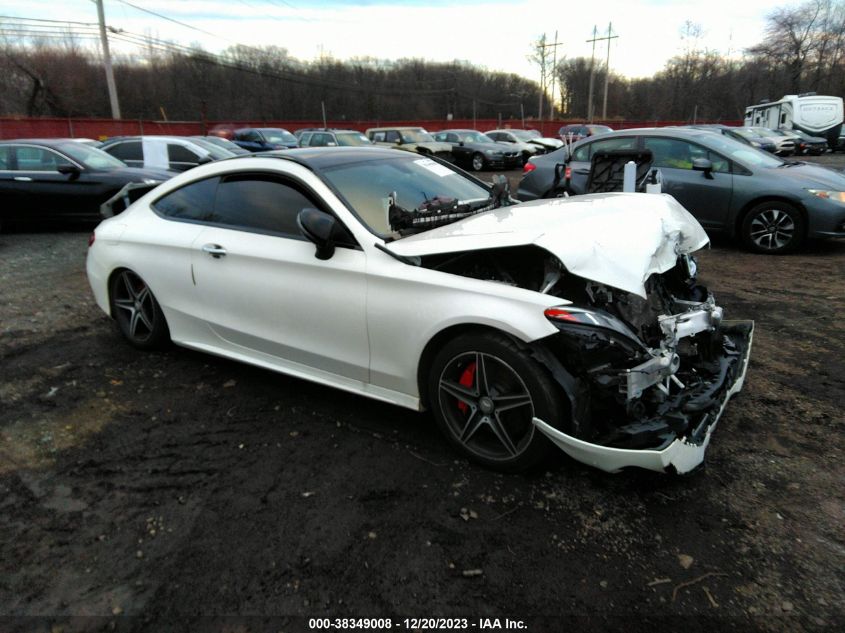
[[232, 128, 299, 152]]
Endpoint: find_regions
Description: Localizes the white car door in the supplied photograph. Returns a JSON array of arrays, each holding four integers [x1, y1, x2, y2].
[[190, 171, 370, 382]]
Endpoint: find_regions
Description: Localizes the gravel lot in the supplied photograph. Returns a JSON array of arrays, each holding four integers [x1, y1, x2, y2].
[[1, 157, 844, 632]]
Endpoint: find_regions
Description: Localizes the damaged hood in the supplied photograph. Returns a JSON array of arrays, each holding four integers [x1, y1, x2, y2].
[[389, 193, 710, 298]]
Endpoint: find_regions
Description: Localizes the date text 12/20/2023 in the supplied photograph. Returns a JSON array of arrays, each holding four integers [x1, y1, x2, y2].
[[308, 618, 528, 630]]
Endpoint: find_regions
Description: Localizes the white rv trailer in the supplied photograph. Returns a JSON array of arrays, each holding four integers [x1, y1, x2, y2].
[[744, 93, 843, 147]]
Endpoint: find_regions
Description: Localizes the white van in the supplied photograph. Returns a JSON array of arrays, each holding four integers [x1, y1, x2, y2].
[[744, 93, 843, 147]]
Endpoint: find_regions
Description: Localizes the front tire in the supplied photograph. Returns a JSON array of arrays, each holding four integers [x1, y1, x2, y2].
[[109, 270, 170, 349], [427, 331, 567, 472], [740, 202, 805, 254], [471, 153, 485, 172]]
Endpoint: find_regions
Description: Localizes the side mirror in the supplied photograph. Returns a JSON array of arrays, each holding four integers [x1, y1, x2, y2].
[[692, 157, 714, 179], [458, 141, 464, 147], [394, 138, 403, 146], [297, 208, 339, 260], [58, 164, 81, 179]]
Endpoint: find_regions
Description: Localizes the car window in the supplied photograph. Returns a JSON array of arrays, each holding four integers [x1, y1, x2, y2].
[[168, 144, 200, 163], [0, 146, 10, 169], [299, 133, 313, 146], [644, 137, 729, 173], [14, 146, 74, 171], [433, 132, 446, 142], [208, 174, 315, 237], [572, 136, 636, 162], [152, 177, 218, 221], [105, 141, 143, 162], [384, 131, 401, 143], [371, 131, 386, 142], [335, 132, 371, 147], [311, 133, 335, 147]]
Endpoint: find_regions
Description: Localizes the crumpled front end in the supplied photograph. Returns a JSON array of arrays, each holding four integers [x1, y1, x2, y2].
[[532, 260, 754, 474]]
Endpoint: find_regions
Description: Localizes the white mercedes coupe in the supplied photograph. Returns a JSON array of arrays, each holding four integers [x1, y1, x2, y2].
[[86, 147, 753, 474]]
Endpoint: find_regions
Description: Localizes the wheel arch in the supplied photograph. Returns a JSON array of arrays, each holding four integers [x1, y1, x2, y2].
[[733, 195, 808, 239], [416, 323, 524, 410]]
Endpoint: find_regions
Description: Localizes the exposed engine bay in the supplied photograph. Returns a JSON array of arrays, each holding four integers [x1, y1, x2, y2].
[[419, 244, 753, 471]]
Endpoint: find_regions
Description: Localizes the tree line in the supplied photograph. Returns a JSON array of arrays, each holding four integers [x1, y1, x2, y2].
[[2, 0, 843, 123]]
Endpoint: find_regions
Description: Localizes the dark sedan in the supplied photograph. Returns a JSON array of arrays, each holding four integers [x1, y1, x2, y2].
[[192, 135, 251, 155], [432, 129, 520, 170], [232, 127, 299, 152], [687, 125, 777, 153], [0, 140, 172, 229], [518, 127, 845, 253]]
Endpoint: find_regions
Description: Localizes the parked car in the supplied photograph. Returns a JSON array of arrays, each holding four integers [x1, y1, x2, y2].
[[490, 128, 563, 153], [772, 129, 827, 155], [298, 129, 373, 147], [484, 129, 541, 164], [686, 125, 777, 153], [86, 146, 752, 474], [192, 135, 251, 155], [99, 136, 229, 172], [0, 139, 171, 228], [365, 127, 453, 161], [432, 129, 520, 171], [558, 124, 613, 142], [747, 127, 796, 155], [232, 127, 299, 152], [518, 127, 845, 253]]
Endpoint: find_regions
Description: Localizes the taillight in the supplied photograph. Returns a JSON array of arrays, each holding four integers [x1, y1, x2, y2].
[[522, 161, 536, 174], [544, 307, 579, 322], [564, 166, 572, 180], [88, 232, 96, 247]]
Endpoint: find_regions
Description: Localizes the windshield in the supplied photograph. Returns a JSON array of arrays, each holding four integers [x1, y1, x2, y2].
[[320, 155, 493, 237], [261, 129, 297, 144], [510, 129, 541, 140], [189, 139, 233, 159], [701, 133, 784, 168], [732, 128, 757, 140], [200, 136, 243, 151], [399, 129, 435, 143], [335, 132, 372, 147], [57, 142, 126, 170], [458, 131, 494, 144]]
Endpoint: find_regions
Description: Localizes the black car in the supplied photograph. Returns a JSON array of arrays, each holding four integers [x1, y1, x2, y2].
[[432, 129, 520, 171], [0, 139, 172, 228], [232, 128, 299, 152]]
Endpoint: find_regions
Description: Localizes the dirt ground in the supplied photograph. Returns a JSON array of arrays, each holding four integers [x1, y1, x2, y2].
[[1, 157, 843, 633]]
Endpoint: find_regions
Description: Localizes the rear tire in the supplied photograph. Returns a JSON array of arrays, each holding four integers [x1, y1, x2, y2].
[[427, 331, 568, 472], [109, 269, 170, 349]]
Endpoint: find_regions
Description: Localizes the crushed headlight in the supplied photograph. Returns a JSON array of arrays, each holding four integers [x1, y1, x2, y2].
[[807, 189, 845, 202]]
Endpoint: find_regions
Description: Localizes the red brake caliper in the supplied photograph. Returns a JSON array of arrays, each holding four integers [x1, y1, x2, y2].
[[457, 362, 476, 414]]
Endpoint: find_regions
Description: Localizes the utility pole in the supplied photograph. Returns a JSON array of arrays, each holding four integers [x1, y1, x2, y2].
[[586, 26, 597, 122], [601, 22, 618, 120], [538, 32, 563, 121], [587, 24, 618, 122], [95, 0, 121, 119]]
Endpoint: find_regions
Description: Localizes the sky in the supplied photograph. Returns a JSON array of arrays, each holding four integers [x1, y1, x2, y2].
[[0, 0, 787, 80]]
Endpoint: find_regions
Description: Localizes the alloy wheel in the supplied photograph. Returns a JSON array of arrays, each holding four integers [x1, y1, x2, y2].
[[749, 208, 795, 251], [113, 270, 156, 342], [437, 351, 535, 461]]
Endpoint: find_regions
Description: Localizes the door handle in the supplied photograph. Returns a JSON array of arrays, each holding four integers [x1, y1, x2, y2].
[[14, 176, 32, 182], [573, 169, 590, 175], [201, 243, 227, 258]]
